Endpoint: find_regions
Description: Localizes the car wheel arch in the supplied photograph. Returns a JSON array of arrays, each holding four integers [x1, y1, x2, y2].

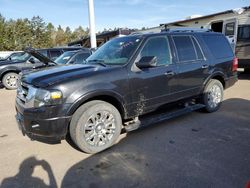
[[67, 91, 127, 120], [203, 71, 226, 89]]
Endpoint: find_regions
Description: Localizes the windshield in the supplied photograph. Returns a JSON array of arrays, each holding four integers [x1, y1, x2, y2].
[[86, 36, 142, 65], [10, 52, 30, 62], [55, 51, 76, 64]]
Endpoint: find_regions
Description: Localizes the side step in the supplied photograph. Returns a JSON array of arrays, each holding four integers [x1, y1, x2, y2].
[[124, 103, 205, 132]]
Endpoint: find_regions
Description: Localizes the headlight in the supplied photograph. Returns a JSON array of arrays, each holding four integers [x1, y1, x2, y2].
[[34, 88, 63, 108]]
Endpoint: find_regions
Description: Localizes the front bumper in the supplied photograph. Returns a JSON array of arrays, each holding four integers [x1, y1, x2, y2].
[[225, 74, 238, 89], [15, 99, 72, 144]]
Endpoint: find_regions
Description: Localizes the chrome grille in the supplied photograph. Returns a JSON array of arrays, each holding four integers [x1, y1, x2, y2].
[[17, 82, 37, 108]]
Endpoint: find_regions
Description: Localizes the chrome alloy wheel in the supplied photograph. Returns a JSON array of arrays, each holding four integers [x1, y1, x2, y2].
[[84, 111, 116, 147], [207, 85, 222, 109]]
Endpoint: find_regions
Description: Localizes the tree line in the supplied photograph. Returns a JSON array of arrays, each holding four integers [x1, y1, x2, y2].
[[0, 14, 89, 51]]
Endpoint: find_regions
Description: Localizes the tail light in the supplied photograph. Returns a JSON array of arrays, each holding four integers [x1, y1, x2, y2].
[[232, 57, 238, 72]]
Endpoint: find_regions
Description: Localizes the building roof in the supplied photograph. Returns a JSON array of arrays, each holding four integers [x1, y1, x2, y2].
[[160, 6, 250, 27]]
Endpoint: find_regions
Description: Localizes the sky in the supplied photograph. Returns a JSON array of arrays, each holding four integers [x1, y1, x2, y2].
[[0, 0, 249, 32]]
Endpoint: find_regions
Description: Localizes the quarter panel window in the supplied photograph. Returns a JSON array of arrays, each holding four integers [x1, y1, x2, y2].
[[138, 36, 172, 66], [173, 36, 197, 62], [203, 35, 234, 59]]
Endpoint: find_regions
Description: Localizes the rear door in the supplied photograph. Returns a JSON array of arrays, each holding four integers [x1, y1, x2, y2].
[[171, 35, 209, 99], [223, 18, 238, 52]]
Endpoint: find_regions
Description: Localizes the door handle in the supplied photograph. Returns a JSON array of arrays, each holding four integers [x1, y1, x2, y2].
[[201, 65, 209, 69], [164, 71, 175, 76]]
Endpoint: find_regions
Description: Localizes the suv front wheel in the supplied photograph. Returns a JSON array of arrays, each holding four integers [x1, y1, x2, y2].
[[202, 79, 224, 113], [70, 100, 122, 154]]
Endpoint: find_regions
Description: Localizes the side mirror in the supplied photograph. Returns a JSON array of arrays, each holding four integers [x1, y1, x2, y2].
[[29, 58, 36, 64], [136, 56, 157, 69]]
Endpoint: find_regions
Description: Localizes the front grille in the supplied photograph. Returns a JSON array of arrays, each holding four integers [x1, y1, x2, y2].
[[17, 82, 37, 108]]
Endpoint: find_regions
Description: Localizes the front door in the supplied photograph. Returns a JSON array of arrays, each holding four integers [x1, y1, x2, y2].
[[128, 35, 177, 115], [223, 18, 238, 52]]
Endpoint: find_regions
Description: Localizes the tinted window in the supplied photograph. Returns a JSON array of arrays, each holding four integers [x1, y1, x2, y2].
[[203, 35, 234, 59], [238, 25, 250, 40], [72, 52, 91, 64], [191, 37, 204, 60], [49, 50, 62, 60], [138, 36, 172, 66], [225, 22, 235, 36], [173, 36, 197, 62], [37, 50, 48, 57]]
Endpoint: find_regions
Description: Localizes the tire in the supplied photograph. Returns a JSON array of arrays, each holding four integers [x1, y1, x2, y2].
[[201, 79, 224, 113], [2, 72, 20, 90], [70, 100, 122, 154]]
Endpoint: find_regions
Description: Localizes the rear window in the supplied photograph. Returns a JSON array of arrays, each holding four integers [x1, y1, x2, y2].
[[202, 35, 233, 59]]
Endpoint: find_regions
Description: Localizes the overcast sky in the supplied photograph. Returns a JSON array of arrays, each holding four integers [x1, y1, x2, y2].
[[0, 0, 249, 31]]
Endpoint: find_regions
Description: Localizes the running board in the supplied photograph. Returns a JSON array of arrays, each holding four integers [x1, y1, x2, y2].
[[124, 103, 205, 132]]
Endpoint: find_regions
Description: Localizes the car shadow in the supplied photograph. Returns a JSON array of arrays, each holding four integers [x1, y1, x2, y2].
[[1, 157, 58, 188], [1, 99, 249, 188], [60, 98, 250, 188]]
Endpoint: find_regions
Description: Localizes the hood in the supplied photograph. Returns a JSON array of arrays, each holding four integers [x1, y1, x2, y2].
[[22, 64, 103, 88], [25, 48, 57, 65]]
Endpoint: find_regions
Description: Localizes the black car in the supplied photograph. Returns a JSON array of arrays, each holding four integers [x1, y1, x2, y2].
[[37, 46, 83, 61], [15, 30, 238, 153], [0, 50, 56, 89], [54, 49, 93, 65]]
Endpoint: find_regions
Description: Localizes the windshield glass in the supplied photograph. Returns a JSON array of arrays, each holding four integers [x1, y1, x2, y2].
[[10, 52, 30, 62], [55, 51, 76, 64], [86, 36, 142, 65]]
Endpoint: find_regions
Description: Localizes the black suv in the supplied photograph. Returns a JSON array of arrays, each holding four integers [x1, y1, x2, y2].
[[15, 30, 238, 153]]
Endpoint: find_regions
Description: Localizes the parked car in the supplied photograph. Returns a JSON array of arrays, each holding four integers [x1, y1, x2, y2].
[[15, 30, 238, 153], [55, 48, 93, 65], [0, 50, 57, 89], [0, 51, 23, 61], [37, 46, 83, 61]]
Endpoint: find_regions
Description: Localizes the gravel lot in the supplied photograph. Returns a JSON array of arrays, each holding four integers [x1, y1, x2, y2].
[[0, 73, 250, 188]]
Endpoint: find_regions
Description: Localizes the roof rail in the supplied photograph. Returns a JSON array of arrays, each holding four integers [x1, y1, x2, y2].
[[162, 28, 212, 33]]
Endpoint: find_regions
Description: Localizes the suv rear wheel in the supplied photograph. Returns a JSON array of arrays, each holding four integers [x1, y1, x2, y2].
[[70, 100, 122, 154], [202, 79, 224, 113], [2, 72, 19, 90]]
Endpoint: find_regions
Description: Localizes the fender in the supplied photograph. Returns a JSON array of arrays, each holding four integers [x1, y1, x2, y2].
[[0, 66, 22, 79], [66, 90, 127, 118], [202, 70, 226, 89]]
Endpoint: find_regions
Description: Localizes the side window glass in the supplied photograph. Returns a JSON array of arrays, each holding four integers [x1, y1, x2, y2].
[[173, 36, 197, 62], [225, 23, 235, 36], [191, 37, 204, 60], [138, 36, 172, 66], [49, 50, 62, 60]]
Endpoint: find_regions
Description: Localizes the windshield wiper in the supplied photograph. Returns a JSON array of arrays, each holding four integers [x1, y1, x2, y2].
[[87, 59, 107, 67]]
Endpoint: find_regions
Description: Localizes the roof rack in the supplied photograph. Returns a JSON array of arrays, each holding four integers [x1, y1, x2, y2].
[[162, 28, 212, 33]]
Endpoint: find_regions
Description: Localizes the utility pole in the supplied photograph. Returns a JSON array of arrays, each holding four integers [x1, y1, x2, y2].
[[88, 0, 97, 48]]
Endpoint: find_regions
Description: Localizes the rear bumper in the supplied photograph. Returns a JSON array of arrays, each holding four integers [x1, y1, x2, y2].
[[15, 99, 72, 144], [225, 74, 238, 89]]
